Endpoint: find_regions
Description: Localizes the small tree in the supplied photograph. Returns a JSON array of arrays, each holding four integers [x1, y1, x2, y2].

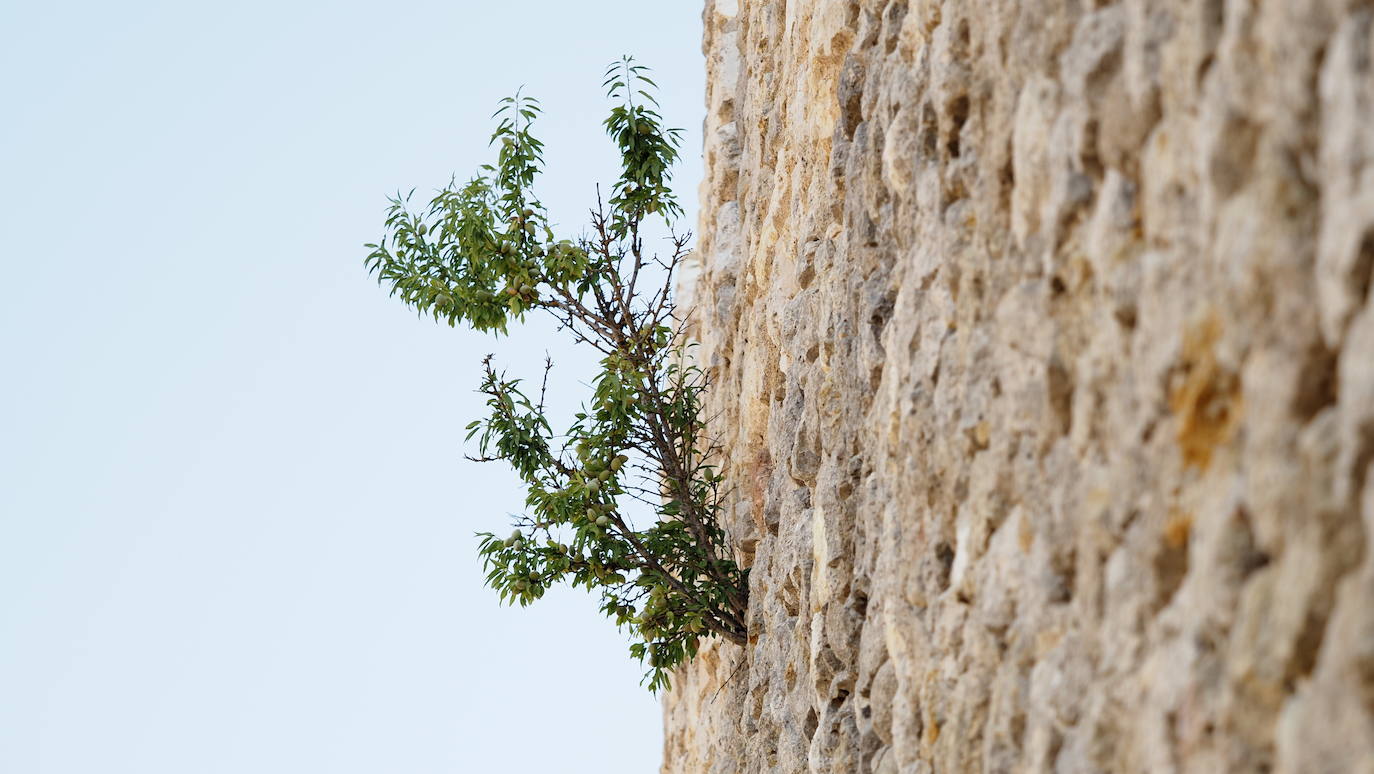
[[364, 58, 747, 691]]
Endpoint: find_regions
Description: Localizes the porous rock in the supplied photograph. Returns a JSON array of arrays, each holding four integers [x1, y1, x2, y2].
[[664, 1, 1374, 772]]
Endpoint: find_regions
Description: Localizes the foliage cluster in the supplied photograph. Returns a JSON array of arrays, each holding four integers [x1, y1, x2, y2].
[[364, 59, 748, 690]]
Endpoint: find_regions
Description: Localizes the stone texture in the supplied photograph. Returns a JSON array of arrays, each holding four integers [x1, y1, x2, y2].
[[663, 1, 1374, 772]]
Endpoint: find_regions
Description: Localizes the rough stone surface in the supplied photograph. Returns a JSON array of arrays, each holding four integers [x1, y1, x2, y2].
[[663, 1, 1374, 772]]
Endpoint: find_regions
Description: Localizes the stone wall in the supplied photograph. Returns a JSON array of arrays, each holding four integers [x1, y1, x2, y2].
[[663, 0, 1374, 772]]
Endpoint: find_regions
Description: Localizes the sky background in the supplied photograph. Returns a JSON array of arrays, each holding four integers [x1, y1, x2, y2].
[[0, 2, 706, 771]]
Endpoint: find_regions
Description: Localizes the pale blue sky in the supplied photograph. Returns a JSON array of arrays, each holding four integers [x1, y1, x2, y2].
[[0, 2, 705, 771]]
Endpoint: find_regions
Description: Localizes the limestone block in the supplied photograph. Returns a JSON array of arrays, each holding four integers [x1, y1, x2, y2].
[[663, 1, 1374, 771]]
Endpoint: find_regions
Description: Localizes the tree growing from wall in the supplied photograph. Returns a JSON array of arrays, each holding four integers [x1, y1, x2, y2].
[[364, 58, 747, 691]]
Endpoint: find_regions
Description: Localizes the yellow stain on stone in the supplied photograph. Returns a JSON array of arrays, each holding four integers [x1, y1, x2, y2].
[[1164, 509, 1193, 550], [1170, 312, 1243, 470]]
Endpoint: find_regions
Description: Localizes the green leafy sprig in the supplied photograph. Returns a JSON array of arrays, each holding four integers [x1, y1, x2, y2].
[[365, 58, 748, 691]]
